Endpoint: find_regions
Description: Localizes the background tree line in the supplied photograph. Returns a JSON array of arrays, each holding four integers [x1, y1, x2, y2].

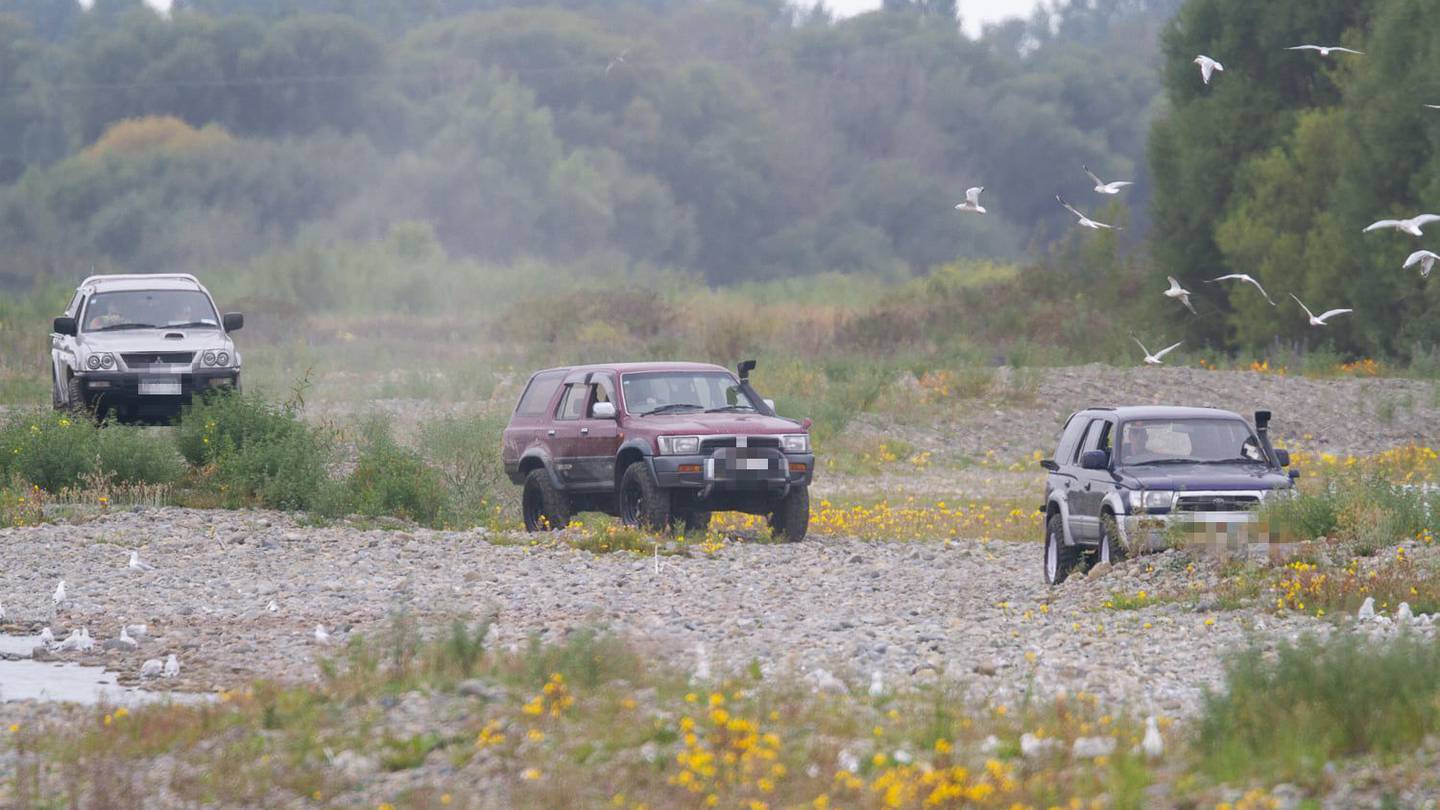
[[0, 0, 1176, 289]]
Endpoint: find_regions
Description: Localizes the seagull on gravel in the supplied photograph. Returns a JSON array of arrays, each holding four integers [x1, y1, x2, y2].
[[1364, 214, 1440, 237], [807, 668, 849, 695], [1057, 195, 1118, 230], [52, 579, 66, 608], [954, 186, 987, 214], [1404, 250, 1438, 279], [1358, 596, 1376, 620], [1398, 602, 1414, 625], [1132, 335, 1183, 366], [141, 658, 163, 679], [125, 623, 147, 639], [693, 643, 711, 682], [1287, 44, 1363, 57], [868, 670, 885, 698], [1194, 55, 1223, 85], [116, 627, 139, 649], [314, 624, 331, 646], [1164, 276, 1198, 314], [128, 551, 154, 571], [39, 627, 55, 648], [1206, 273, 1277, 305], [163, 653, 180, 678], [1289, 293, 1352, 326], [57, 628, 87, 652], [1084, 166, 1133, 195], [267, 599, 278, 613], [1142, 716, 1164, 759]]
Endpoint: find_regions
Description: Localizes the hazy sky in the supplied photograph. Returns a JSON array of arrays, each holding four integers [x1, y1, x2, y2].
[[827, 0, 1044, 36]]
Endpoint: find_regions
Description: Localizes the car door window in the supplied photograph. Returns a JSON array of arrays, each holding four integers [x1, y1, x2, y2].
[[1072, 420, 1099, 464], [556, 384, 589, 421], [588, 377, 616, 417]]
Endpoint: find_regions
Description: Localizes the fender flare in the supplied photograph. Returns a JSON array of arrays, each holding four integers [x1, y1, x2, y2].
[[519, 449, 565, 490], [1047, 495, 1078, 547], [614, 439, 655, 486], [1101, 492, 1130, 545]]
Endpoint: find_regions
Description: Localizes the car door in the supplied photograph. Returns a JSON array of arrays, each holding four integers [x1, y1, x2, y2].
[[52, 291, 83, 401], [550, 381, 589, 486], [504, 369, 567, 474], [1073, 418, 1116, 540], [572, 373, 622, 489]]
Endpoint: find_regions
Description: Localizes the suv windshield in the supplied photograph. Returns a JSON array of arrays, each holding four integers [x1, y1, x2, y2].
[[1117, 418, 1265, 466], [621, 372, 756, 416], [82, 290, 218, 332]]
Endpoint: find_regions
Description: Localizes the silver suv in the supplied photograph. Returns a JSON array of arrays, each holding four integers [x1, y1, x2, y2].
[[50, 274, 244, 422]]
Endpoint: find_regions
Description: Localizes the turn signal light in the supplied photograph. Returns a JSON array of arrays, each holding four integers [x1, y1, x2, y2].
[[789, 462, 807, 473], [678, 464, 702, 474]]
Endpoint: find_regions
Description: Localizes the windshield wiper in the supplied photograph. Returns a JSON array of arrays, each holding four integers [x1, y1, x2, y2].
[[1201, 457, 1268, 465], [1126, 458, 1201, 466], [165, 321, 218, 329], [639, 403, 704, 416], [705, 404, 756, 413], [94, 322, 156, 331]]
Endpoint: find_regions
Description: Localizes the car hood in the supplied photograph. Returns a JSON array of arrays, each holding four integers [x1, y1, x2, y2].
[[79, 330, 233, 353], [628, 412, 806, 435], [1117, 463, 1291, 491]]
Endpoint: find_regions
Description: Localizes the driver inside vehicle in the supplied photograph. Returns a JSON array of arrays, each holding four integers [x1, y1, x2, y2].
[[86, 299, 122, 331]]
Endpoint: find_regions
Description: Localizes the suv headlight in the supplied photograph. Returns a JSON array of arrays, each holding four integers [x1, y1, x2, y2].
[[658, 435, 701, 455], [85, 353, 115, 371], [781, 434, 810, 454], [200, 350, 234, 368], [1132, 490, 1175, 511]]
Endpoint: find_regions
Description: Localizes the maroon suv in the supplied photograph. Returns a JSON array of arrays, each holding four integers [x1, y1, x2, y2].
[[502, 361, 815, 541]]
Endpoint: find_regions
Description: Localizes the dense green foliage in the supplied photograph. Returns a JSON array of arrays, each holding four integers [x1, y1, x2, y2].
[[0, 0, 1178, 288], [0, 409, 184, 491], [1151, 0, 1440, 357], [176, 390, 333, 509]]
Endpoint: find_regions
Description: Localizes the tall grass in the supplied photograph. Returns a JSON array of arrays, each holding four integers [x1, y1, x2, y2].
[[1198, 633, 1440, 783]]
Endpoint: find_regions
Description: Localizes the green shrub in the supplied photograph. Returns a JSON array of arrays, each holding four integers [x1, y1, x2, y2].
[[337, 419, 446, 526], [95, 424, 184, 485], [178, 390, 331, 510], [0, 410, 98, 491], [1199, 633, 1440, 783], [418, 411, 508, 527]]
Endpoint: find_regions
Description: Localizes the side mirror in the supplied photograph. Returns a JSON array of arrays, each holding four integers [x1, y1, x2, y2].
[[1273, 448, 1291, 467], [223, 312, 244, 332], [1289, 469, 1302, 481], [53, 316, 77, 336], [1040, 459, 1059, 472], [591, 401, 616, 419], [763, 398, 775, 412], [1080, 449, 1110, 470]]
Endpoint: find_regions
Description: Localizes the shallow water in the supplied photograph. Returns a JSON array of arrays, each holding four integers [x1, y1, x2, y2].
[[0, 634, 204, 706]]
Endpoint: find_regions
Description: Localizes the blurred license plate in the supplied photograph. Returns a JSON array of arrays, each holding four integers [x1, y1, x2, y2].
[[139, 379, 181, 396], [737, 458, 769, 471]]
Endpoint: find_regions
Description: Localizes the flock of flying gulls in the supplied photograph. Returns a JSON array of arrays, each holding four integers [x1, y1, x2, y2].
[[956, 41, 1436, 366]]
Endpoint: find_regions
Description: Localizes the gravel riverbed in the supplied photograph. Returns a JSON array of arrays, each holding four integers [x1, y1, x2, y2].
[[0, 507, 1384, 727]]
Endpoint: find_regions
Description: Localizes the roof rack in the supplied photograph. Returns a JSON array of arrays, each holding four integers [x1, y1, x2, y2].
[[79, 273, 200, 288]]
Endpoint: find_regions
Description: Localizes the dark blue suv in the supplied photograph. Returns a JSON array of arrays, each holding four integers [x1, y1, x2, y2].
[[1040, 406, 1297, 584]]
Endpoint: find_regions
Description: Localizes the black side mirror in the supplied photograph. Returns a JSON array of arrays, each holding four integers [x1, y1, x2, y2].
[[223, 312, 244, 332], [53, 316, 77, 336], [1039, 459, 1059, 472], [1080, 449, 1110, 470], [1273, 448, 1291, 467]]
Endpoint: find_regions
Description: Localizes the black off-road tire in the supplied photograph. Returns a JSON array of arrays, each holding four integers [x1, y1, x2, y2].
[[619, 462, 673, 533], [768, 486, 810, 543], [1044, 512, 1083, 585], [522, 468, 571, 532], [65, 376, 87, 415], [1089, 512, 1128, 567], [680, 511, 712, 534]]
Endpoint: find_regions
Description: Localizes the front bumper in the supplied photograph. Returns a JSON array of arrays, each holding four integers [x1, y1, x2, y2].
[[651, 449, 815, 492], [1117, 509, 1268, 555], [78, 370, 239, 413]]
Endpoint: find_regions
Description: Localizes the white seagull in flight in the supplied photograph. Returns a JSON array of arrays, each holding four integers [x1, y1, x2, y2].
[[1287, 45, 1363, 57], [1193, 55, 1223, 85], [1290, 293, 1352, 326], [1403, 250, 1438, 279], [1132, 336, 1183, 366], [1164, 276, 1198, 314], [1057, 195, 1118, 230], [1206, 273, 1276, 305], [954, 186, 986, 214], [1364, 214, 1440, 237], [1084, 166, 1132, 195]]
